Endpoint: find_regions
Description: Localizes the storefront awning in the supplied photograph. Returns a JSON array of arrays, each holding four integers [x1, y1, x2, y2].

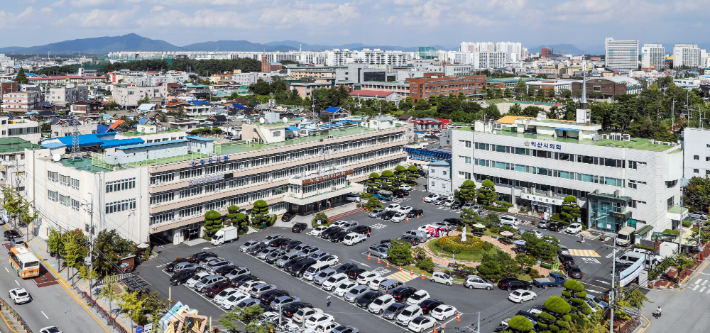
[[634, 225, 653, 236]]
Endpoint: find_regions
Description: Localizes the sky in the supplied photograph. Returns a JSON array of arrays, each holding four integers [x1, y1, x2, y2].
[[0, 0, 707, 50]]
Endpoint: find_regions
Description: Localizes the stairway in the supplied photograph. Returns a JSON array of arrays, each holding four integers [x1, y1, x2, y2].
[[0, 309, 31, 333]]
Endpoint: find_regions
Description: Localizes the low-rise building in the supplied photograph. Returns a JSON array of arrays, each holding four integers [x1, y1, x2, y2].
[[427, 160, 452, 196], [571, 77, 644, 98], [47, 84, 88, 103], [406, 74, 486, 102], [112, 84, 169, 108], [1, 91, 43, 113]]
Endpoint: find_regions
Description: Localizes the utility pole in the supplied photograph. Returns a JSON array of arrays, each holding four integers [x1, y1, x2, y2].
[[609, 235, 616, 333], [82, 193, 94, 295]]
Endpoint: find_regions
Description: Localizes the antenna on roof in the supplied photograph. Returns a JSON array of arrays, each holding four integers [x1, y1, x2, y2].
[[71, 116, 80, 161], [580, 56, 588, 110]]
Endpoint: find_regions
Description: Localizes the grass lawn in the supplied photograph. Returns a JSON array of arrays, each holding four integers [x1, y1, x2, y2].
[[427, 238, 500, 263], [483, 98, 510, 104]]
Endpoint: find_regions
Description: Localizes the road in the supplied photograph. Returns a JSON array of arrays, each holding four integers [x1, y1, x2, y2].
[[139, 180, 625, 333], [0, 235, 111, 333]]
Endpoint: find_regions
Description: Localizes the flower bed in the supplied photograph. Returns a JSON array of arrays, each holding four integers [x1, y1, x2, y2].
[[438, 235, 485, 252]]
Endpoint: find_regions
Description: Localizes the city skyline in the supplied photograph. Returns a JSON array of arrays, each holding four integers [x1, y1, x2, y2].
[[0, 0, 706, 50]]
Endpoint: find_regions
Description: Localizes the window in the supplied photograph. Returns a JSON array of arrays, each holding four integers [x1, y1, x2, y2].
[[70, 178, 80, 190], [151, 173, 174, 184], [48, 190, 58, 202], [695, 169, 700, 173], [150, 212, 174, 226], [71, 199, 80, 211], [667, 196, 675, 209], [463, 156, 471, 164], [441, 183, 446, 188], [443, 171, 447, 176], [628, 161, 638, 169], [105, 199, 136, 214], [695, 155, 700, 160], [106, 178, 136, 193], [47, 171, 58, 182], [179, 206, 203, 218], [150, 192, 174, 205], [59, 194, 71, 206], [180, 186, 203, 198], [628, 180, 637, 189]]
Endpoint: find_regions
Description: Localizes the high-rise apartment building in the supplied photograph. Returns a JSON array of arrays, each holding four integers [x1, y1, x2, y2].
[[641, 44, 665, 70], [673, 44, 702, 68], [541, 48, 553, 58], [605, 38, 639, 70]]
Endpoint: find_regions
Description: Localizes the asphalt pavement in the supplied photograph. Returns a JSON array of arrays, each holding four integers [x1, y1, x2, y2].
[[139, 180, 625, 333]]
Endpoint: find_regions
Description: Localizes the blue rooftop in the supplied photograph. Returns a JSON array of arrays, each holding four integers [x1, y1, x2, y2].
[[101, 138, 145, 148], [188, 100, 210, 106], [40, 134, 105, 149], [323, 107, 343, 114], [286, 126, 299, 131]]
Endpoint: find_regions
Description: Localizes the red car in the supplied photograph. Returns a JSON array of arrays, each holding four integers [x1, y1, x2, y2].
[[204, 281, 234, 298]]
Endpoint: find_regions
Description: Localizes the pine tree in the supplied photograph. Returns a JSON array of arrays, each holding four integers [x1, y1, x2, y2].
[[15, 67, 28, 84], [478, 179, 497, 205]]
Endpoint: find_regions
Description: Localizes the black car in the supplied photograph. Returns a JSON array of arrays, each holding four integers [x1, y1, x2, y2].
[[391, 286, 417, 302], [283, 256, 308, 272], [165, 258, 191, 273], [356, 291, 382, 308], [282, 212, 296, 222], [170, 269, 196, 286], [290, 259, 317, 277], [558, 254, 575, 266], [231, 275, 258, 286], [347, 267, 367, 280], [451, 201, 463, 210], [292, 223, 308, 233], [336, 263, 359, 274], [330, 231, 350, 243], [3, 230, 20, 241], [350, 225, 372, 237], [418, 299, 444, 314], [565, 264, 583, 279], [189, 252, 217, 263], [407, 209, 424, 218], [247, 243, 268, 255], [400, 235, 419, 246], [214, 265, 236, 276], [548, 222, 562, 232], [393, 189, 409, 198], [284, 240, 303, 251], [281, 302, 312, 317], [381, 211, 397, 220], [270, 238, 290, 248], [443, 218, 464, 226], [321, 227, 342, 239], [260, 290, 289, 305], [497, 278, 532, 291]]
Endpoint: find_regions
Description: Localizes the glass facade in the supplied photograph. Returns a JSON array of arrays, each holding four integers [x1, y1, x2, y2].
[[588, 194, 631, 232]]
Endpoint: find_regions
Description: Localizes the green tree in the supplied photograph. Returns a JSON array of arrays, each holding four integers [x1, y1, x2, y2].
[[92, 229, 136, 277], [118, 291, 149, 325], [514, 79, 527, 97], [613, 284, 651, 320], [508, 103, 522, 116], [15, 67, 28, 84], [477, 261, 502, 281], [508, 315, 534, 332], [544, 296, 572, 315], [251, 200, 270, 227], [219, 304, 274, 333], [407, 165, 420, 180], [366, 172, 381, 192], [99, 278, 121, 315], [504, 87, 512, 98], [137, 95, 150, 106], [486, 212, 500, 226], [560, 196, 581, 225], [414, 98, 430, 110], [249, 79, 272, 95], [461, 209, 477, 226], [365, 197, 384, 211], [387, 239, 412, 265], [312, 212, 330, 227], [459, 179, 477, 203], [203, 210, 223, 236], [515, 253, 537, 273], [478, 179, 497, 205], [381, 170, 399, 190]]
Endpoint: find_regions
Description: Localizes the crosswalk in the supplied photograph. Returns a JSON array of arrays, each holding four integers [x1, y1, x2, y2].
[[387, 270, 421, 282], [691, 279, 710, 294], [568, 249, 601, 257]]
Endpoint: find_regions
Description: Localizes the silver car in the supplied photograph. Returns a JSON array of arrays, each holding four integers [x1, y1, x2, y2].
[[249, 284, 277, 298], [256, 247, 279, 260], [368, 245, 389, 259], [206, 260, 233, 273], [270, 296, 301, 311], [240, 240, 262, 253], [173, 262, 199, 273], [463, 275, 494, 290], [296, 246, 320, 257], [262, 234, 283, 244], [344, 286, 369, 302], [382, 303, 407, 320], [310, 251, 330, 260], [313, 268, 337, 285], [225, 267, 250, 280], [276, 253, 302, 268]]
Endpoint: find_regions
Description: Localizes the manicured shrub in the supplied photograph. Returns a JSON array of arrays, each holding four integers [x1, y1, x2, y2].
[[550, 324, 559, 332], [562, 315, 572, 322], [482, 242, 494, 251], [569, 298, 584, 305], [545, 296, 571, 315], [574, 291, 587, 299], [561, 290, 572, 298], [508, 315, 534, 332], [563, 279, 585, 292]]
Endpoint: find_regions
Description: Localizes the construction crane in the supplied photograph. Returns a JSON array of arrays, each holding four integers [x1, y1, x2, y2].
[[559, 49, 572, 55]]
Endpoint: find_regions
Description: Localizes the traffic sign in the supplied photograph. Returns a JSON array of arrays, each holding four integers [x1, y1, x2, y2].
[[136, 326, 143, 333]]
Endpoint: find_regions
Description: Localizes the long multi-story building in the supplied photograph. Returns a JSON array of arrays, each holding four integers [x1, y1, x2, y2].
[[47, 84, 88, 103], [1, 91, 42, 113], [406, 74, 486, 102], [605, 38, 639, 70], [641, 44, 665, 70], [451, 112, 683, 237], [472, 52, 508, 70], [673, 44, 703, 68], [26, 121, 408, 244]]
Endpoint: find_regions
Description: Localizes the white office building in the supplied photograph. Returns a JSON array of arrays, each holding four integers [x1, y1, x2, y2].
[[605, 38, 639, 70], [472, 52, 508, 70], [673, 44, 703, 68], [451, 111, 684, 236], [641, 44, 665, 70], [682, 128, 710, 178], [427, 160, 452, 196]]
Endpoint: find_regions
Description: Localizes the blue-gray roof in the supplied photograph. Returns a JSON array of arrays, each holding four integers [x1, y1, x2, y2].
[[115, 139, 188, 150], [286, 126, 299, 131], [40, 134, 106, 149], [101, 138, 145, 148]]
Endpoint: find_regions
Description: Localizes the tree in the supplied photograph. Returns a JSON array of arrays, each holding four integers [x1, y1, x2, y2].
[[560, 196, 581, 225], [387, 239, 412, 265], [478, 179, 497, 205], [407, 164, 420, 180], [414, 98, 430, 110], [366, 172, 381, 192], [364, 197, 384, 211], [515, 253, 537, 273], [508, 315, 534, 332], [137, 95, 150, 106], [92, 229, 136, 277], [458, 179, 477, 203], [514, 79, 527, 97], [3, 187, 38, 227], [544, 296, 572, 315], [99, 277, 121, 316], [220, 304, 275, 333], [251, 200, 270, 227], [482, 104, 501, 120], [477, 261, 502, 281], [312, 212, 330, 227], [508, 103, 522, 116], [504, 87, 512, 98], [381, 170, 399, 190], [461, 209, 477, 226], [204, 210, 223, 236], [15, 67, 28, 84], [249, 79, 272, 95], [486, 213, 500, 226], [613, 284, 651, 320]]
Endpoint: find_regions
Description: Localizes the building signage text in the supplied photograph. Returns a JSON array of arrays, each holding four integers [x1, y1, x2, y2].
[[301, 169, 353, 185], [526, 141, 562, 150], [189, 174, 225, 186]]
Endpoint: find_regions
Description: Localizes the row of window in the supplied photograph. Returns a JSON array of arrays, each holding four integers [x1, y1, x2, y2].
[[47, 171, 80, 190], [105, 199, 136, 214], [106, 178, 136, 193], [474, 158, 626, 187], [472, 142, 630, 168]]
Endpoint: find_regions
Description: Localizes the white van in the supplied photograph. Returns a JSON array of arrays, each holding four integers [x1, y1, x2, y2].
[[342, 233, 366, 246], [617, 226, 635, 246], [303, 262, 331, 281]]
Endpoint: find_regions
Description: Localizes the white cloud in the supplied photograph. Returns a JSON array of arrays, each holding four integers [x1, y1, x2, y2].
[[150, 6, 165, 12], [56, 7, 138, 27], [137, 9, 251, 29], [259, 2, 361, 28], [52, 0, 65, 6], [0, 6, 36, 28], [70, 0, 113, 8]]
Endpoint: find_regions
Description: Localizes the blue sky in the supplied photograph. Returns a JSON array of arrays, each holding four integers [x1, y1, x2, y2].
[[0, 0, 706, 49]]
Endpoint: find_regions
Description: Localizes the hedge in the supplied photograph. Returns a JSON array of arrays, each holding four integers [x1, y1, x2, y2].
[[483, 205, 510, 212], [574, 292, 587, 299], [632, 244, 655, 252], [438, 235, 484, 252]]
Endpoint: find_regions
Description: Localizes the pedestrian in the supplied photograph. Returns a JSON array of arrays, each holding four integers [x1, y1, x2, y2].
[[656, 306, 662, 318], [327, 296, 331, 308]]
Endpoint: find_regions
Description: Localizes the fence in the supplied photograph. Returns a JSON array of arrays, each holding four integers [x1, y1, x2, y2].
[[78, 291, 129, 333], [0, 295, 33, 332]]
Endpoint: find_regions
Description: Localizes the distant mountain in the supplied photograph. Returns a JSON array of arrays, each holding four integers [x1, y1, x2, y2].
[[183, 40, 297, 52], [0, 33, 182, 54]]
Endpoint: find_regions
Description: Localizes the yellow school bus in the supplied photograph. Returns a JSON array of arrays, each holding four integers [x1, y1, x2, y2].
[[9, 246, 40, 278]]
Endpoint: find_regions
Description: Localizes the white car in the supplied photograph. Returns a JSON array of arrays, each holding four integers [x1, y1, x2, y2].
[[508, 289, 537, 303], [558, 245, 570, 256], [397, 206, 413, 214], [391, 213, 407, 223], [406, 290, 430, 305], [357, 271, 380, 285], [305, 322, 339, 333], [531, 230, 544, 239], [386, 203, 401, 211], [322, 273, 348, 291], [500, 215, 519, 225], [396, 305, 423, 326], [220, 293, 251, 310], [566, 223, 583, 234], [39, 327, 63, 333], [9, 288, 31, 304], [431, 305, 457, 321], [443, 199, 455, 207], [309, 226, 329, 236], [408, 316, 435, 332], [185, 272, 211, 288], [500, 220, 519, 230], [305, 313, 335, 330], [293, 307, 323, 323], [368, 294, 395, 315], [369, 277, 385, 291], [399, 184, 413, 191], [423, 193, 440, 203], [213, 288, 239, 304], [334, 281, 357, 297], [238, 280, 265, 293], [430, 272, 453, 286], [318, 255, 339, 267]]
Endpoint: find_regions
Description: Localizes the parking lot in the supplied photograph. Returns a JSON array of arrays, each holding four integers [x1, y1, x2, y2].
[[139, 180, 623, 332]]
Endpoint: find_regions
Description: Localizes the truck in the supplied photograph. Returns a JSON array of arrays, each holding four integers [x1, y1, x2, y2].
[[532, 272, 566, 289], [374, 190, 393, 201], [616, 226, 635, 246], [212, 226, 239, 246]]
